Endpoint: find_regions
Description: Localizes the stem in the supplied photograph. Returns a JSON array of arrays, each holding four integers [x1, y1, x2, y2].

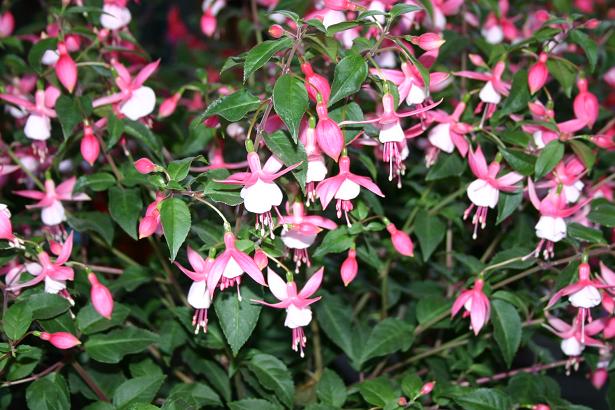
[[72, 361, 109, 402], [3, 145, 45, 190], [188, 193, 230, 229], [90, 235, 139, 266], [380, 259, 392, 319], [310, 320, 324, 380], [1, 361, 65, 387], [147, 237, 187, 307]]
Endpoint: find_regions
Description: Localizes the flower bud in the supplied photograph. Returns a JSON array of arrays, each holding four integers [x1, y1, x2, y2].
[[55, 42, 78, 93], [341, 248, 358, 286], [203, 116, 220, 128], [159, 92, 181, 118], [410, 33, 445, 51], [301, 62, 331, 104], [81, 126, 100, 166], [201, 11, 216, 37], [386, 223, 414, 257], [0, 204, 14, 241], [528, 53, 548, 94], [268, 24, 284, 38], [420, 381, 436, 395], [532, 405, 551, 410], [39, 331, 81, 349], [324, 0, 358, 11], [254, 249, 269, 270], [0, 11, 15, 38], [574, 78, 599, 128], [591, 368, 608, 389], [139, 214, 160, 239], [88, 273, 114, 319], [134, 158, 157, 174], [315, 102, 343, 161]]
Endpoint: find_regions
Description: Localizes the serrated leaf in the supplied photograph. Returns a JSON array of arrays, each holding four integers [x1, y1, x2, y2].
[[414, 209, 446, 261], [567, 223, 606, 244], [167, 157, 194, 182], [4, 302, 32, 340], [27, 293, 71, 320], [108, 186, 142, 240], [160, 197, 191, 261], [112, 375, 165, 409], [316, 369, 347, 407], [204, 90, 261, 122], [74, 172, 116, 192], [246, 353, 295, 408], [26, 373, 70, 410], [273, 75, 308, 141], [358, 318, 414, 367], [313, 226, 353, 258], [84, 327, 158, 364], [229, 399, 282, 410], [243, 38, 293, 82], [162, 383, 222, 409], [453, 388, 513, 410], [358, 378, 397, 408], [491, 300, 522, 368], [314, 293, 357, 362], [329, 54, 368, 105], [263, 130, 308, 190], [55, 95, 82, 139]]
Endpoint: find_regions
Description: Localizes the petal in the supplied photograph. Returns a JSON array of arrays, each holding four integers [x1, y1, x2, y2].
[[207, 253, 230, 297], [267, 268, 288, 301], [133, 60, 161, 88], [299, 267, 323, 298], [41, 201, 66, 226], [350, 175, 384, 197], [120, 87, 156, 120], [468, 145, 488, 178], [55, 232, 74, 265], [316, 176, 344, 209], [233, 250, 266, 285]]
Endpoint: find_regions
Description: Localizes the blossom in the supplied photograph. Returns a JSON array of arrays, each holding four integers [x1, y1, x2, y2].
[[301, 62, 330, 104], [386, 223, 414, 257], [315, 100, 344, 161], [528, 53, 549, 94], [201, 0, 225, 37], [480, 0, 519, 44], [38, 331, 81, 349], [546, 313, 605, 355], [88, 273, 114, 319], [139, 193, 165, 239], [0, 86, 59, 141], [81, 124, 100, 166], [540, 156, 585, 203], [253, 267, 323, 357], [0, 11, 15, 38], [175, 247, 214, 334], [207, 232, 266, 299], [14, 177, 90, 226], [0, 204, 15, 242], [463, 145, 522, 238], [451, 278, 490, 335], [316, 155, 384, 226], [101, 1, 132, 30], [299, 120, 328, 205], [573, 77, 599, 129], [425, 101, 472, 165], [455, 59, 510, 118]]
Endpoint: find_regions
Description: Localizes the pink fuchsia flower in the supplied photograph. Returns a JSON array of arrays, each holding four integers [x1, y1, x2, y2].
[[340, 94, 441, 183], [174, 246, 214, 334], [340, 248, 358, 286], [316, 155, 384, 226], [409, 33, 445, 51], [527, 179, 589, 259], [0, 86, 59, 141], [14, 177, 90, 226], [100, 1, 132, 30], [591, 367, 609, 389], [315, 100, 344, 161], [134, 157, 158, 174], [81, 124, 100, 166], [425, 101, 472, 165], [301, 62, 331, 104], [92, 59, 160, 121], [158, 92, 182, 118], [324, 0, 361, 11], [189, 144, 248, 172], [207, 231, 266, 299], [201, 0, 225, 37], [546, 313, 605, 355], [300, 119, 328, 205], [0, 11, 15, 38], [0, 204, 15, 242], [38, 331, 81, 349], [463, 146, 523, 238], [540, 156, 586, 203], [253, 249, 268, 270], [386, 223, 414, 257], [481, 0, 519, 44], [55, 42, 78, 93], [268, 24, 284, 38], [253, 267, 323, 357], [218, 151, 300, 236], [370, 62, 450, 107], [528, 53, 549, 94], [139, 193, 165, 239], [573, 78, 599, 129], [455, 59, 510, 118], [279, 202, 336, 270], [8, 232, 74, 298], [88, 273, 114, 319], [451, 278, 490, 335]]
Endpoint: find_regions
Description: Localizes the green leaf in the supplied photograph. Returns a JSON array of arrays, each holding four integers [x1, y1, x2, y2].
[[246, 353, 295, 408], [112, 375, 165, 409], [496, 191, 522, 225], [160, 197, 191, 261], [588, 199, 615, 227], [569, 29, 597, 72], [453, 388, 513, 410], [314, 293, 356, 362], [426, 153, 464, 180], [547, 59, 576, 97], [329, 102, 364, 143], [534, 140, 564, 179], [359, 318, 414, 366], [108, 187, 143, 240], [329, 54, 368, 105], [414, 209, 446, 261], [491, 300, 522, 368], [316, 369, 347, 407], [55, 95, 83, 138], [273, 75, 308, 141], [84, 327, 158, 364], [569, 140, 596, 170], [416, 296, 451, 326], [229, 399, 283, 410], [26, 373, 70, 410], [401, 373, 423, 398], [162, 383, 222, 409], [167, 157, 194, 182], [74, 172, 116, 192], [389, 4, 422, 21], [5, 345, 42, 381], [204, 90, 261, 122], [77, 303, 130, 335], [67, 211, 115, 245], [495, 70, 530, 118], [358, 378, 398, 407], [213, 283, 262, 355], [4, 302, 32, 340], [312, 226, 353, 258], [106, 113, 124, 148], [263, 130, 308, 190], [243, 38, 293, 82], [568, 223, 606, 244], [500, 149, 535, 176], [123, 120, 162, 155], [27, 293, 71, 320]]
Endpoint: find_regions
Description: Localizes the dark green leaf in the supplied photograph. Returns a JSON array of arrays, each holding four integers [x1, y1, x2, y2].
[[4, 302, 32, 340], [570, 140, 596, 170], [414, 210, 446, 261], [569, 30, 597, 72], [588, 199, 615, 228], [329, 54, 368, 105], [162, 383, 222, 409], [167, 157, 194, 182], [495, 70, 530, 119], [535, 140, 564, 179], [106, 113, 124, 148], [273, 75, 308, 141], [77, 303, 130, 335], [358, 378, 397, 407], [312, 226, 353, 258], [67, 211, 115, 245], [243, 38, 293, 82], [426, 154, 464, 180], [204, 90, 261, 122], [316, 369, 347, 407], [229, 399, 282, 410], [85, 327, 158, 364], [496, 191, 523, 225], [27, 37, 57, 73], [160, 197, 191, 261], [491, 300, 522, 368], [359, 318, 414, 366], [547, 59, 576, 97], [108, 187, 143, 240], [26, 373, 70, 410], [453, 388, 513, 410], [55, 96, 82, 138], [567, 223, 606, 244], [74, 173, 116, 192], [390, 4, 422, 21], [28, 293, 70, 320], [263, 130, 308, 190], [246, 353, 295, 408], [112, 375, 165, 409], [500, 149, 535, 176], [314, 293, 357, 362]]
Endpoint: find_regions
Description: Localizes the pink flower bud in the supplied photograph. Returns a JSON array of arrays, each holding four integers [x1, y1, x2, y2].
[[39, 331, 81, 349], [591, 368, 608, 389], [88, 273, 114, 319], [134, 158, 157, 174], [138, 214, 160, 239], [0, 11, 15, 38], [254, 249, 269, 270], [81, 126, 100, 166], [315, 102, 344, 161], [341, 248, 358, 286], [201, 11, 216, 37], [268, 24, 284, 38], [301, 62, 331, 104], [528, 53, 548, 94], [324, 0, 358, 11], [0, 205, 14, 241], [574, 78, 599, 128], [158, 93, 181, 118], [49, 240, 63, 256], [55, 42, 78, 93], [410, 33, 445, 51], [64, 34, 82, 52], [420, 381, 436, 395], [386, 223, 414, 257], [203, 116, 220, 128], [532, 405, 551, 410]]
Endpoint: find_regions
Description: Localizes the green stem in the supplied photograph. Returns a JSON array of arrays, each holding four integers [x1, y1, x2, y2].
[[4, 145, 45, 190]]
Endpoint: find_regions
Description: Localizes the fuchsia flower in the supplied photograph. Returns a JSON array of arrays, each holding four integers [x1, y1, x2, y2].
[[463, 146, 522, 238], [573, 78, 599, 129], [38, 331, 81, 350], [254, 267, 323, 357], [0, 11, 15, 38], [540, 156, 585, 203], [481, 0, 519, 44], [0, 86, 59, 141], [386, 223, 414, 257], [315, 100, 344, 161], [340, 248, 358, 286], [528, 53, 549, 94], [452, 278, 490, 335], [279, 202, 336, 270], [8, 232, 74, 298], [455, 58, 510, 118], [268, 24, 284, 38], [301, 62, 330, 104], [207, 231, 266, 299], [55, 42, 78, 93], [81, 124, 100, 166], [425, 101, 472, 165], [324, 0, 360, 11], [527, 179, 589, 258], [316, 155, 384, 226], [159, 92, 182, 118], [340, 94, 441, 183], [409, 33, 445, 51], [134, 157, 158, 174], [190, 144, 248, 172], [175, 247, 214, 334], [201, 0, 225, 37], [300, 120, 328, 205], [92, 59, 160, 121], [88, 273, 114, 319], [100, 0, 132, 30], [218, 151, 300, 235], [15, 177, 90, 226], [0, 204, 15, 242], [546, 313, 605, 356], [139, 193, 165, 239]]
